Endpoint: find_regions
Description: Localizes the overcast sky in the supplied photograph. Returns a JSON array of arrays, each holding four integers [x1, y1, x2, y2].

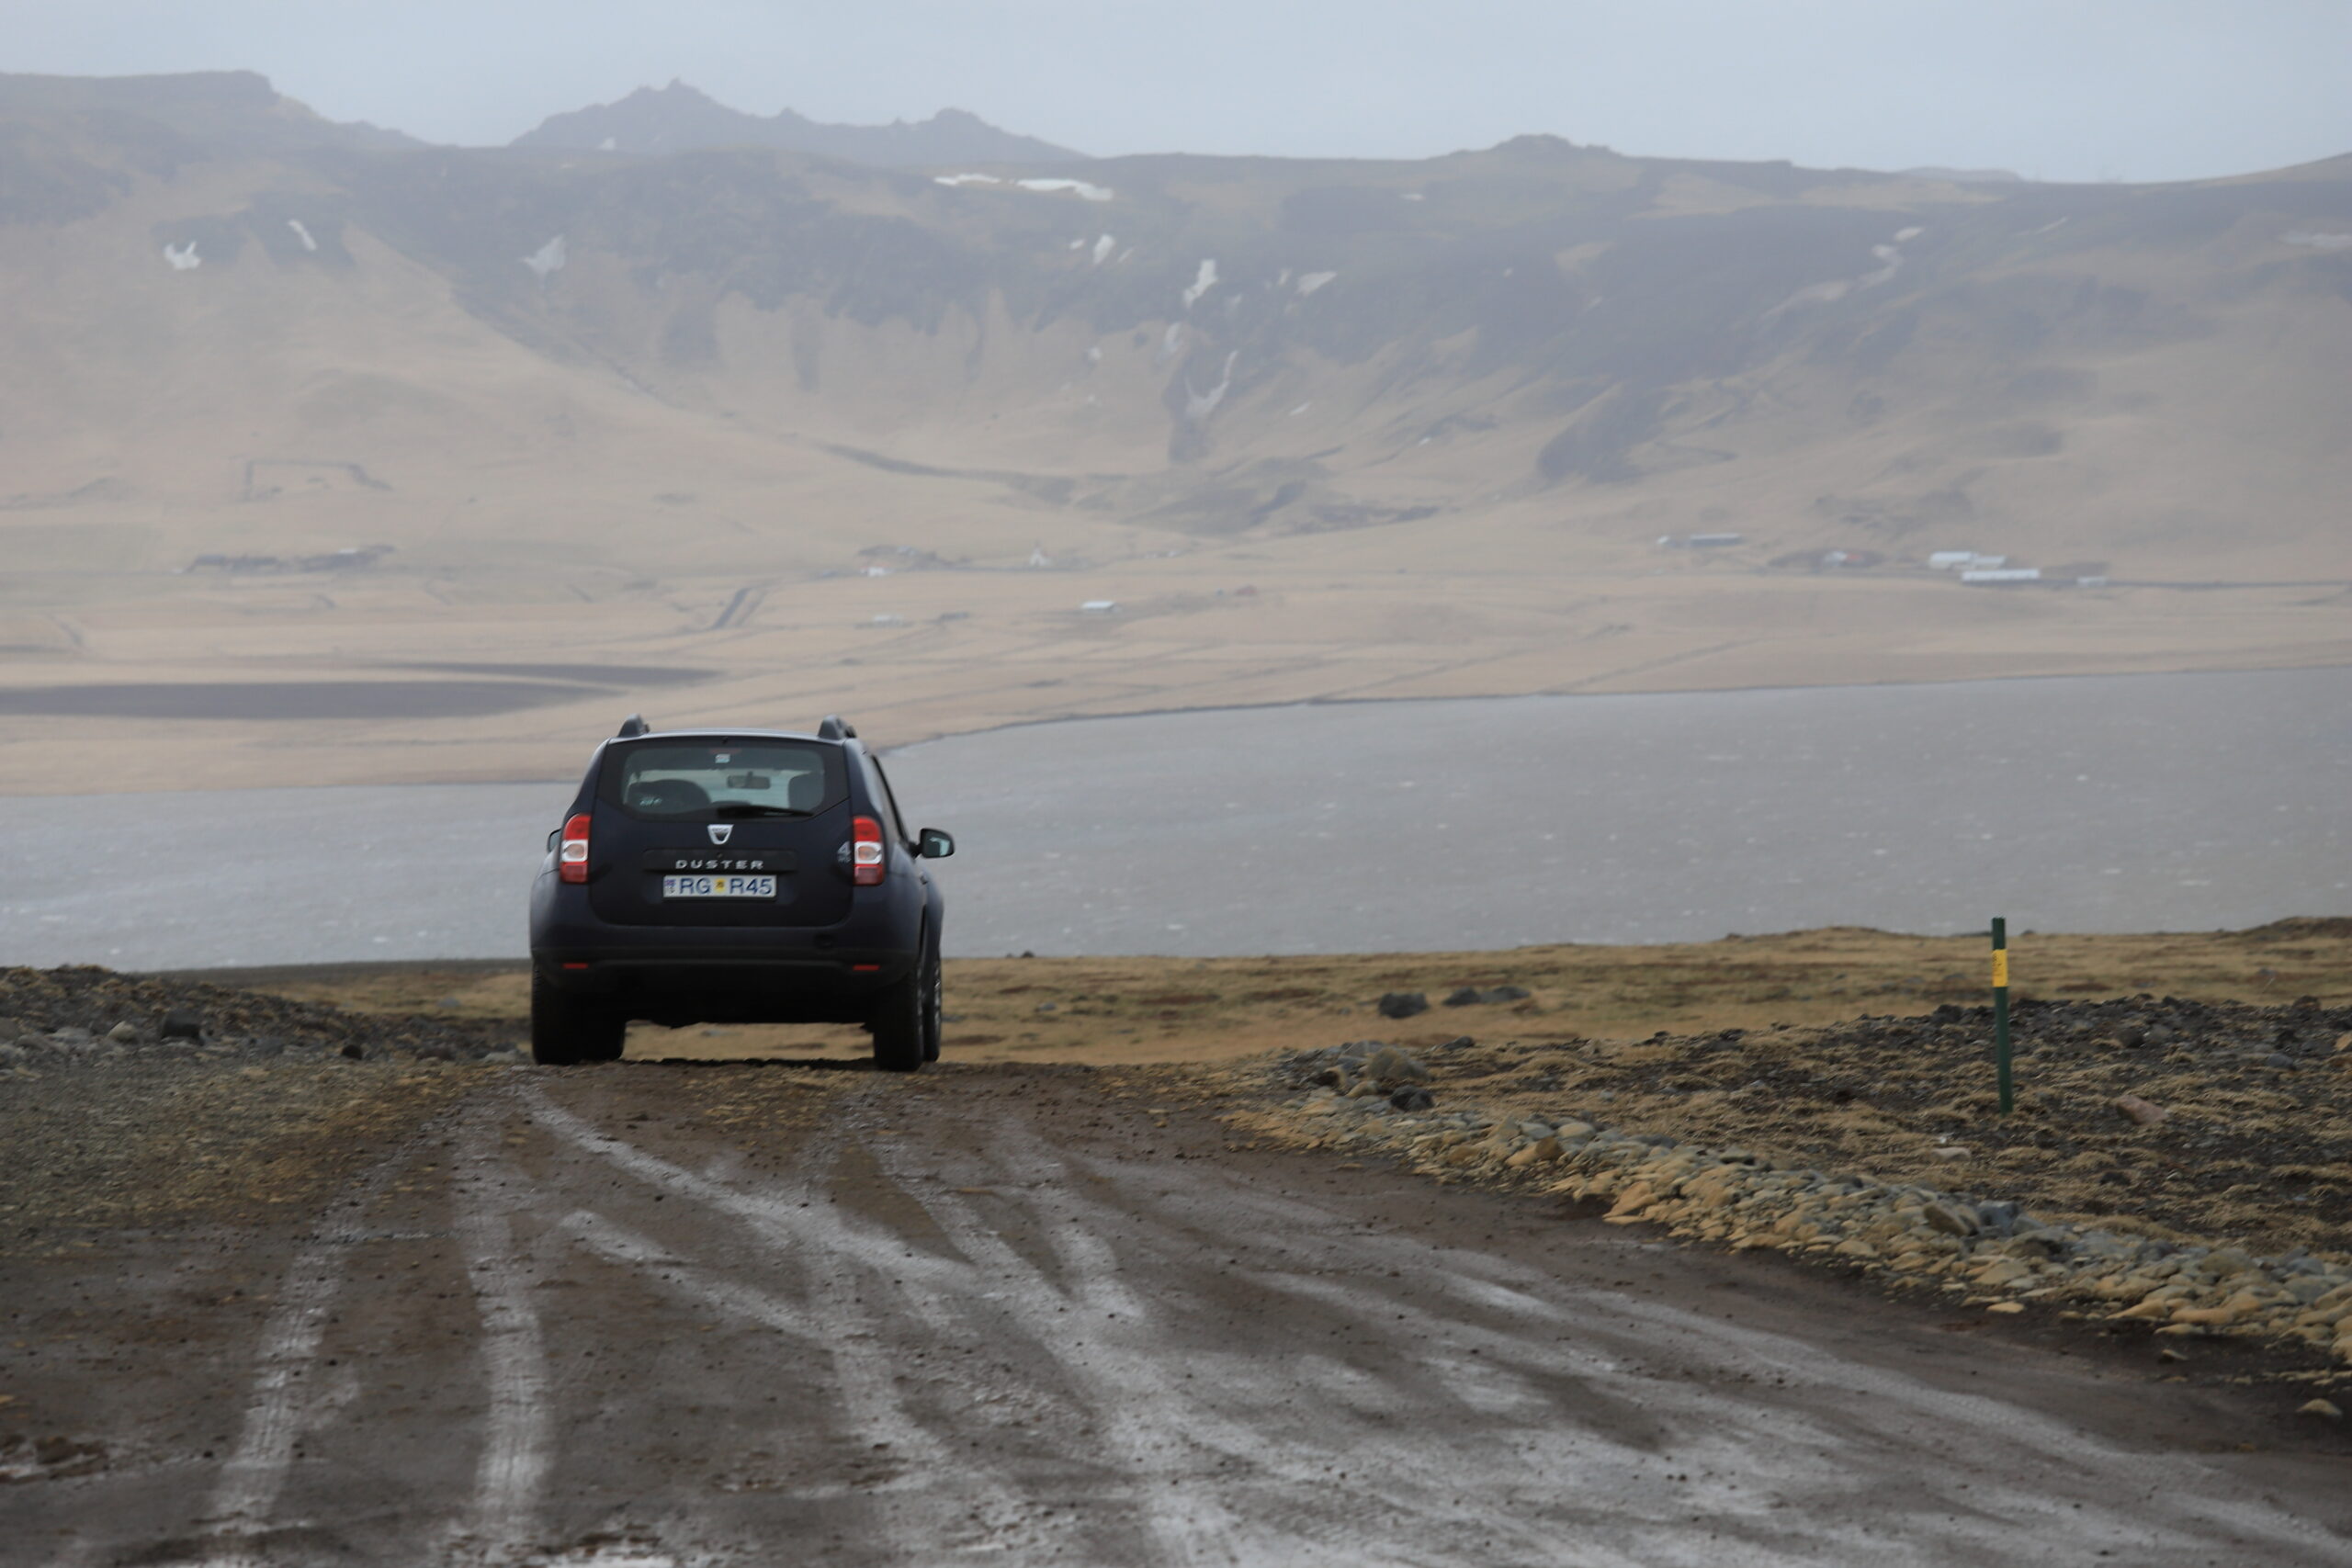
[[6, 1, 2348, 181]]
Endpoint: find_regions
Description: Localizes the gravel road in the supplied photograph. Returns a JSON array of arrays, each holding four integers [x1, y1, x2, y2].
[[8, 1060, 2350, 1567]]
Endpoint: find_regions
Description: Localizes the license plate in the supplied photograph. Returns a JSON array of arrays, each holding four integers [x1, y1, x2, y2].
[[662, 874, 776, 899]]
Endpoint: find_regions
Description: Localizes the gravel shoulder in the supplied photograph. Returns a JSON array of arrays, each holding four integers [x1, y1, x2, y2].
[[0, 965, 517, 1243]]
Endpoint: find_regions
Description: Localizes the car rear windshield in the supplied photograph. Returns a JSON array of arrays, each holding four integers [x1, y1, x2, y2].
[[599, 739, 846, 821]]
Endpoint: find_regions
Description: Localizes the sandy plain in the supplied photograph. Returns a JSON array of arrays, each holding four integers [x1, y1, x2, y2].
[[9, 504, 2352, 798]]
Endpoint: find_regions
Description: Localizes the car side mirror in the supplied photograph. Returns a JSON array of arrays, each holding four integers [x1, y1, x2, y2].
[[547, 828, 560, 852], [917, 828, 956, 860]]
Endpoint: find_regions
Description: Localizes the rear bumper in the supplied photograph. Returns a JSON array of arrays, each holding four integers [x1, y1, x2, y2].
[[537, 953, 911, 1025], [529, 871, 919, 1024]]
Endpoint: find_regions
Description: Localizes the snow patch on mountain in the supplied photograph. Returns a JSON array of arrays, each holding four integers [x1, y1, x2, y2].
[[1182, 259, 1219, 309], [1185, 351, 1239, 423], [935, 174, 1113, 201], [523, 236, 567, 278]]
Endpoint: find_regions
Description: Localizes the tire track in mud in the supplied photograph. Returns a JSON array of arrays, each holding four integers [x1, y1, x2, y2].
[[530, 1078, 2352, 1568], [447, 1118, 554, 1564], [521, 1087, 1077, 1563], [869, 1132, 1601, 1566], [912, 1112, 2352, 1566], [32, 1067, 2352, 1568], [189, 1127, 452, 1568], [528, 1084, 1367, 1566]]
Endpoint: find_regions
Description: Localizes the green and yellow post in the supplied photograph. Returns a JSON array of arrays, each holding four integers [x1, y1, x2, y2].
[[1991, 916, 2012, 1115]]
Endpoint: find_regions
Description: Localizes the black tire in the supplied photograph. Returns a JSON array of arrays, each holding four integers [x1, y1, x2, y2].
[[920, 942, 944, 1064], [868, 953, 932, 1075], [531, 971, 627, 1066]]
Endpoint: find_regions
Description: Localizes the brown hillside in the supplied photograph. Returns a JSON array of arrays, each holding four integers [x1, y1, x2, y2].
[[2, 76, 2349, 792]]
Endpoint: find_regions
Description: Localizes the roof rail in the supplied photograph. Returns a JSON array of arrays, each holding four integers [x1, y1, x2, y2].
[[817, 715, 857, 740], [616, 714, 650, 739]]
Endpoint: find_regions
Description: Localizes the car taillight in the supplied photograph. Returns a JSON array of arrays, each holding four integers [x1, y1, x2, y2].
[[560, 813, 592, 884], [851, 815, 886, 886]]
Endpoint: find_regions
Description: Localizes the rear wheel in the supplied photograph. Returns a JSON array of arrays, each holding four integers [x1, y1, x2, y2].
[[531, 972, 627, 1066], [921, 942, 944, 1064], [869, 949, 934, 1074]]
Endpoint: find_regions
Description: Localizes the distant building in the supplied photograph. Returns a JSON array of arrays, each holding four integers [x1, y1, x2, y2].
[[1657, 532, 1744, 549], [1961, 568, 2041, 585], [1080, 600, 1119, 614], [1927, 550, 1977, 570]]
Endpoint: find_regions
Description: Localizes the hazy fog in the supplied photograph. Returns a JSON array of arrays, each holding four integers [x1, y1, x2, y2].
[[5, 0, 2348, 181]]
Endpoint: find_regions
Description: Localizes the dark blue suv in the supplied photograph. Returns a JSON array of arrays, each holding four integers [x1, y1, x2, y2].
[[528, 715, 953, 1070]]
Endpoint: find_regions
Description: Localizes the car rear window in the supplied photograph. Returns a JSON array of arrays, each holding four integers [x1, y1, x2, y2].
[[600, 739, 845, 821]]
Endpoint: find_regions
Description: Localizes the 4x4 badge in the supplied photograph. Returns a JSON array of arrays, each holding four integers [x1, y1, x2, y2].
[[707, 824, 733, 845]]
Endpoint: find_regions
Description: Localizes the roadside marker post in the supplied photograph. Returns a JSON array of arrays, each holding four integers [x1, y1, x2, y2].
[[1991, 916, 2013, 1115]]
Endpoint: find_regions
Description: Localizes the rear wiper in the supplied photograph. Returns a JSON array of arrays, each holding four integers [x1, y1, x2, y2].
[[713, 803, 812, 818]]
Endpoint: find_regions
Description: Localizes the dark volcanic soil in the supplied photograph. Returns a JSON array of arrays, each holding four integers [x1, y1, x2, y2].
[[5, 1055, 2352, 1566]]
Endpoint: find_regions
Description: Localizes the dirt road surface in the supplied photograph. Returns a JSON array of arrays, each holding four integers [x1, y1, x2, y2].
[[10, 1061, 2351, 1567]]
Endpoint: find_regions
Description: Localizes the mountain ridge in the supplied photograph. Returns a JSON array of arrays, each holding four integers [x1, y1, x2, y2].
[[0, 69, 421, 152], [4, 68, 2348, 575], [3, 70, 2349, 794], [511, 80, 1084, 165]]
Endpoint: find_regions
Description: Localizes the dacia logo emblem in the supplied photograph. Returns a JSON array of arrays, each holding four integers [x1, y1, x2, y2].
[[707, 823, 733, 845]]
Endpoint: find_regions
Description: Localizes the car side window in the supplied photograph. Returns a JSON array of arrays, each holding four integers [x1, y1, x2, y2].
[[859, 752, 905, 843]]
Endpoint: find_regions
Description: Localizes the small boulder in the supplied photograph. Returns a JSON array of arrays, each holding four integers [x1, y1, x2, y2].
[[1973, 1258, 2034, 1289], [1376, 992, 1430, 1021], [339, 1043, 366, 1061], [2111, 1093, 2166, 1126], [106, 1021, 139, 1044], [1361, 1045, 1430, 1084], [1387, 1086, 1436, 1111], [1923, 1201, 1982, 1237], [2298, 1398, 2343, 1423], [2201, 1247, 2256, 1277], [160, 1009, 203, 1041], [1442, 985, 1532, 1008], [1505, 1137, 1564, 1168]]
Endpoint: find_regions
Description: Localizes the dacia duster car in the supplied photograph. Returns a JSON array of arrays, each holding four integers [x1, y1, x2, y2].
[[528, 715, 953, 1069]]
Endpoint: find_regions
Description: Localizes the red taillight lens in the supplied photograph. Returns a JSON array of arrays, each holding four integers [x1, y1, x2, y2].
[[559, 813, 592, 884], [851, 815, 886, 886]]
